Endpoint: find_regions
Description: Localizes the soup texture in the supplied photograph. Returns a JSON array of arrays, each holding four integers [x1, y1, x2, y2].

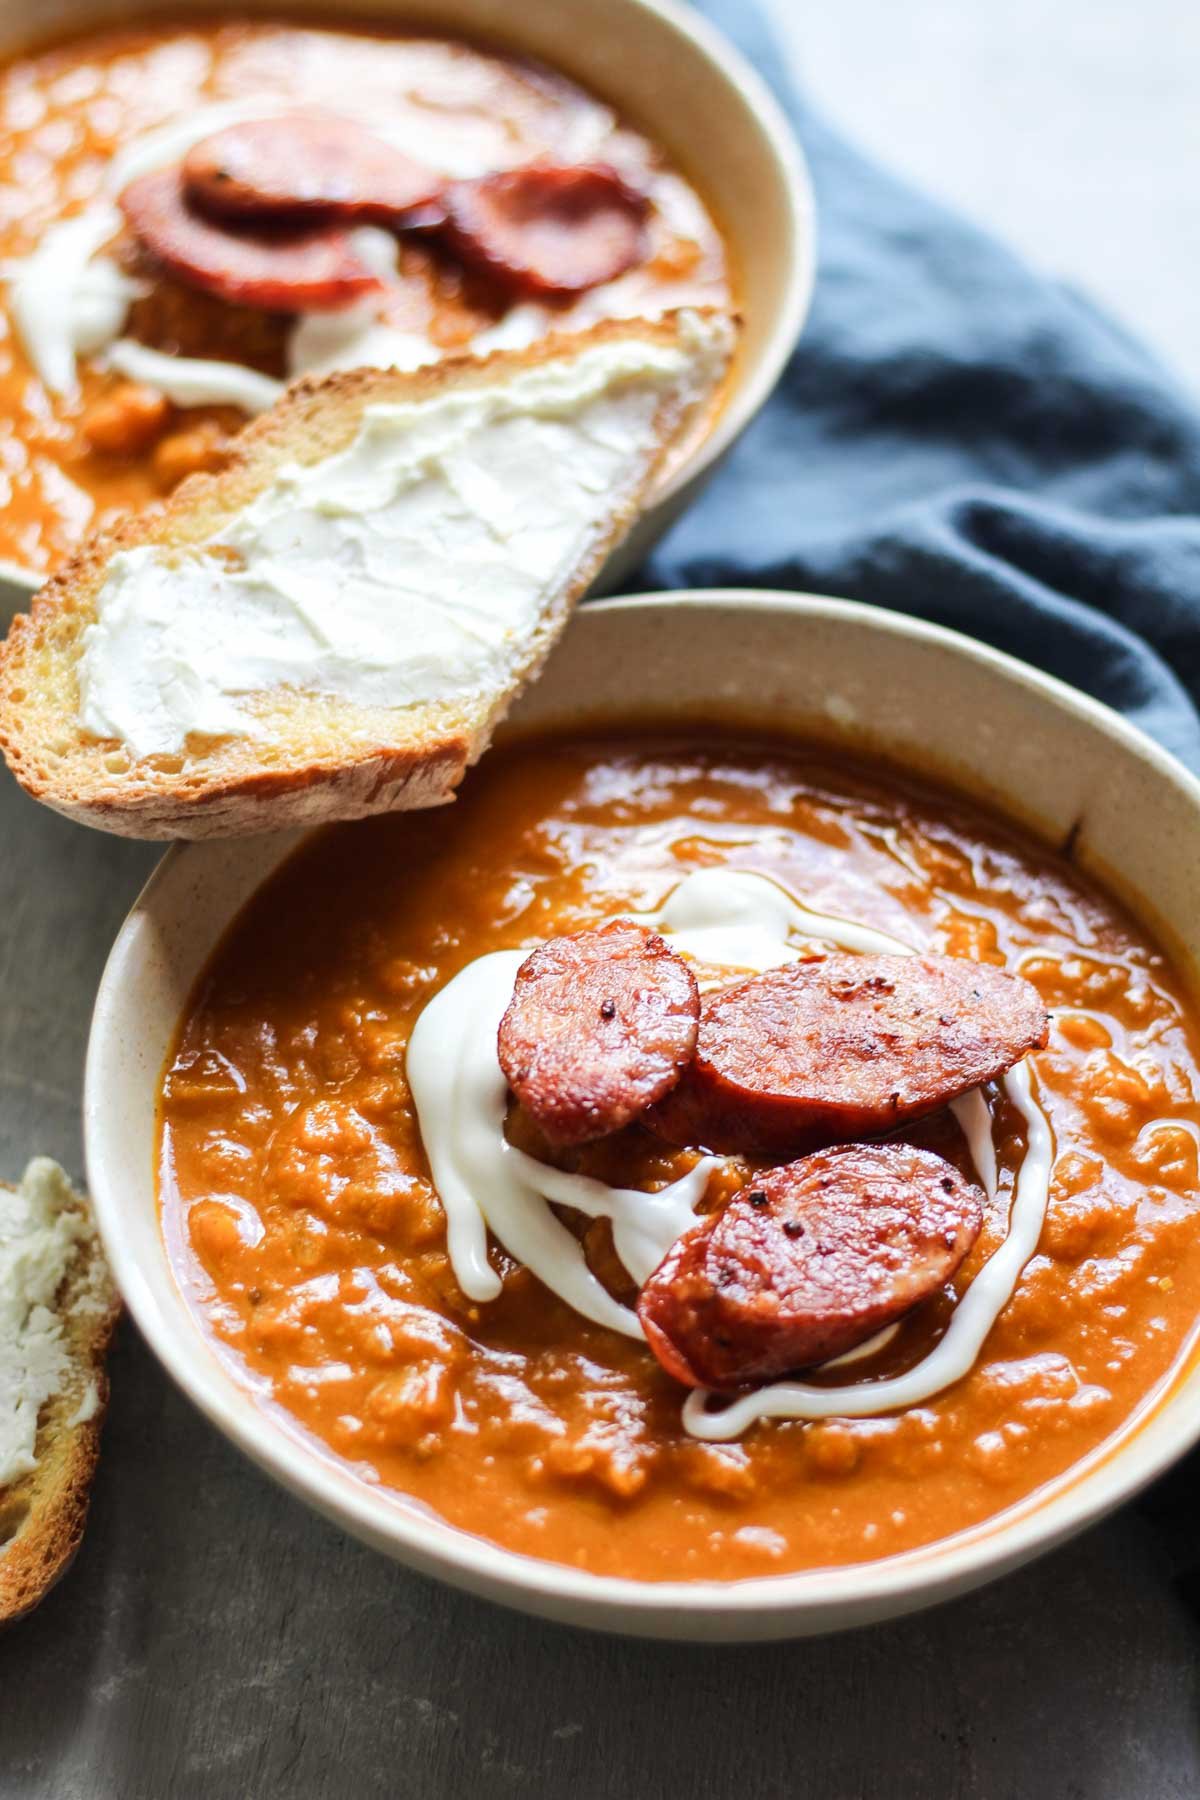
[[160, 737, 1200, 1581]]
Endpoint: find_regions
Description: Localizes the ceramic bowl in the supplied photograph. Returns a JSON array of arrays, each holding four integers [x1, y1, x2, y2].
[[84, 589, 1200, 1640], [0, 0, 814, 604]]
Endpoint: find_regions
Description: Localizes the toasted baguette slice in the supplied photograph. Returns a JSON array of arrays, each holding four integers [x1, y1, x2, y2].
[[0, 1159, 119, 1625], [0, 309, 734, 839]]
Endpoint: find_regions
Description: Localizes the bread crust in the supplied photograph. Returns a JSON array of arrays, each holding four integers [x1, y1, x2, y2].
[[0, 310, 732, 839], [0, 1175, 120, 1627]]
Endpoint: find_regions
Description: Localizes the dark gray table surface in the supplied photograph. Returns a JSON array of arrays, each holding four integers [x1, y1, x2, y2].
[[2, 760, 1199, 1800]]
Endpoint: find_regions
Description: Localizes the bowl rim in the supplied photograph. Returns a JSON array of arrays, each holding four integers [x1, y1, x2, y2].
[[0, 0, 815, 597], [83, 588, 1200, 1637]]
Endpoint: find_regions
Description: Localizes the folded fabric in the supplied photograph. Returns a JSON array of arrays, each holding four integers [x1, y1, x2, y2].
[[646, 0, 1200, 772]]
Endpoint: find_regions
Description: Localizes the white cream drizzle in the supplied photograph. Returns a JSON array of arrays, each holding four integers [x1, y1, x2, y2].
[[282, 227, 440, 386], [1, 210, 138, 396], [1136, 1117, 1200, 1156], [105, 227, 418, 410], [821, 1322, 902, 1369], [2, 100, 291, 400], [682, 1059, 1054, 1440], [406, 868, 1056, 1439], [104, 339, 283, 414]]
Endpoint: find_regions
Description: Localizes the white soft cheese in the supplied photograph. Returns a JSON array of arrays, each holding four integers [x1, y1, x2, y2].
[[0, 1159, 111, 1489], [76, 319, 728, 757]]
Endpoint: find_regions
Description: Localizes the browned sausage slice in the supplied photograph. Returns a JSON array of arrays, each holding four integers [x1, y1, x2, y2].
[[638, 1143, 984, 1390], [498, 920, 699, 1146], [648, 953, 1048, 1156], [183, 113, 442, 226], [119, 166, 384, 314], [440, 163, 649, 297]]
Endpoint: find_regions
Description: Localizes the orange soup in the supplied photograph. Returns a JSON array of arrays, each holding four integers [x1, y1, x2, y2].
[[159, 735, 1200, 1581], [0, 18, 731, 573]]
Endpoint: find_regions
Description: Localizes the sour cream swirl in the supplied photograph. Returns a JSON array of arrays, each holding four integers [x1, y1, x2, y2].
[[406, 869, 1055, 1440]]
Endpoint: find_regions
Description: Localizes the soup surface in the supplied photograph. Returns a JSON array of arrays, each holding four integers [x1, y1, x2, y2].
[[159, 736, 1200, 1581], [0, 18, 730, 573]]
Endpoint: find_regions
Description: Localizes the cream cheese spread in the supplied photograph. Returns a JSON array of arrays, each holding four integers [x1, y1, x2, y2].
[[405, 869, 1055, 1442], [0, 1158, 112, 1489], [76, 319, 728, 757]]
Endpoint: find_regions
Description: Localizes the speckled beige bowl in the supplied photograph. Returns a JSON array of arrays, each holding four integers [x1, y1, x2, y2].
[[0, 0, 813, 604], [84, 590, 1200, 1640]]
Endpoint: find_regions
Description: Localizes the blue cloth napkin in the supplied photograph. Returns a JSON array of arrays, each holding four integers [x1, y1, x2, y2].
[[645, 0, 1200, 774]]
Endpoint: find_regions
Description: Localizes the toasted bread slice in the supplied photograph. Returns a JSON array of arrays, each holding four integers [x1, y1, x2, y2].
[[0, 1159, 119, 1625], [0, 309, 734, 839]]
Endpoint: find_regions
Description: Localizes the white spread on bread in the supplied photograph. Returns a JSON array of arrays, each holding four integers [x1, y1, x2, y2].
[[74, 318, 729, 758], [406, 869, 1055, 1440], [0, 1159, 112, 1488]]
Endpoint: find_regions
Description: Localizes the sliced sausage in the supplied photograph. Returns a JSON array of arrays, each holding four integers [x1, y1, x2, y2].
[[497, 920, 699, 1147], [638, 1143, 984, 1390], [440, 162, 649, 297], [183, 113, 442, 226], [648, 953, 1048, 1156], [118, 167, 384, 314]]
